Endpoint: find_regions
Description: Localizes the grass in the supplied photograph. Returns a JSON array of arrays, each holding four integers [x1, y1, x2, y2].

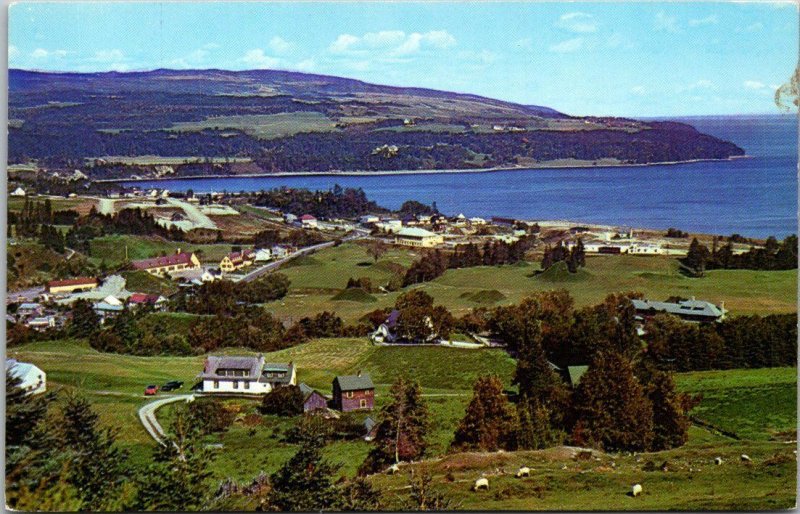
[[331, 288, 378, 303], [88, 235, 236, 267], [120, 270, 179, 296], [7, 337, 796, 509], [7, 195, 97, 214], [168, 112, 339, 140], [461, 289, 507, 304]]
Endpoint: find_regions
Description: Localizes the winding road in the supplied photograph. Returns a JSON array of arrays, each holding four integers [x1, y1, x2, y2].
[[138, 394, 195, 445]]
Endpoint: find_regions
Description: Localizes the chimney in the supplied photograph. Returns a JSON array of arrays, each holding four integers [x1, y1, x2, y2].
[[176, 248, 181, 255]]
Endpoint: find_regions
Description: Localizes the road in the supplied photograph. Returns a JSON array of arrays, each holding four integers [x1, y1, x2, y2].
[[239, 230, 369, 283], [165, 197, 217, 230], [138, 394, 195, 445]]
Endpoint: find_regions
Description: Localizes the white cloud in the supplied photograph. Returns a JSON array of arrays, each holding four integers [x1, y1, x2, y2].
[[239, 49, 280, 68], [549, 37, 583, 54], [458, 49, 498, 65], [688, 15, 718, 27], [744, 80, 766, 90], [268, 36, 293, 55], [654, 12, 680, 33], [8, 45, 19, 60], [91, 49, 125, 63], [555, 12, 598, 33], [328, 30, 456, 57], [30, 48, 67, 59], [630, 86, 646, 95], [677, 79, 715, 93], [294, 59, 316, 72]]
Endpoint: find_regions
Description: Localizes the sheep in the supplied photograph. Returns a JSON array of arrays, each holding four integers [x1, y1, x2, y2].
[[386, 464, 400, 475], [714, 457, 723, 465], [740, 454, 751, 462], [631, 484, 643, 497], [515, 466, 531, 478], [473, 477, 489, 491]]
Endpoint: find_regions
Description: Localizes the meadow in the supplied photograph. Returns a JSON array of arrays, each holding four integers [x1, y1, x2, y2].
[[7, 335, 796, 509], [88, 235, 237, 268]]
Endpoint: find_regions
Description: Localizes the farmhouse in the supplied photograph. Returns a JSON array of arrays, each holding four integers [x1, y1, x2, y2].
[[131, 251, 201, 275], [254, 248, 272, 262], [394, 227, 444, 248], [300, 214, 318, 228], [220, 249, 255, 272], [199, 355, 296, 395], [299, 382, 329, 413], [332, 372, 375, 412], [46, 277, 99, 294], [371, 310, 400, 343], [128, 293, 168, 310], [632, 298, 726, 323], [6, 359, 46, 395]]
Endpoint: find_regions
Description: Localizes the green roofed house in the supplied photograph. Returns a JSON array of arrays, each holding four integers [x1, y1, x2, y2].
[[332, 372, 375, 412]]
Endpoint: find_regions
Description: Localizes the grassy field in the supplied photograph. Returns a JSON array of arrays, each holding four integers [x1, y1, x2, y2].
[[7, 195, 97, 214], [88, 156, 253, 165], [264, 243, 797, 324], [168, 112, 339, 140], [88, 235, 236, 267]]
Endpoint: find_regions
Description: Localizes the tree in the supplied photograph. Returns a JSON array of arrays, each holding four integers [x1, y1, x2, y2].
[[403, 467, 458, 511], [135, 406, 215, 511], [337, 477, 383, 511], [260, 385, 305, 417], [642, 367, 694, 451], [362, 377, 429, 473], [685, 238, 710, 274], [68, 299, 100, 338], [451, 375, 518, 451], [269, 435, 340, 511], [570, 351, 654, 452], [60, 394, 129, 510], [366, 239, 389, 263]]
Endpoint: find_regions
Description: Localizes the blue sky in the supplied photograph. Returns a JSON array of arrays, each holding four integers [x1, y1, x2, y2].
[[8, 2, 798, 116]]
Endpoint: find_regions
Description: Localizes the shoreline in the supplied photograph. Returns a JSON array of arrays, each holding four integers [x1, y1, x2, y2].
[[96, 156, 748, 183]]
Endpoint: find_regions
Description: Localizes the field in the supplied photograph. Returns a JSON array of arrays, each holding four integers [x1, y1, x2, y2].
[[168, 112, 340, 140], [265, 243, 797, 324], [7, 334, 796, 509], [7, 195, 98, 215], [88, 156, 253, 165], [88, 235, 237, 267]]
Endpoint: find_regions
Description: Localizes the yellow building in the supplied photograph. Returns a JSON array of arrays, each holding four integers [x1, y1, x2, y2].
[[131, 251, 201, 275], [46, 277, 99, 294], [394, 227, 444, 248]]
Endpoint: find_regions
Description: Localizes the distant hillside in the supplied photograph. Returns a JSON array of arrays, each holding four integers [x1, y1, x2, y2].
[[7, 68, 744, 178]]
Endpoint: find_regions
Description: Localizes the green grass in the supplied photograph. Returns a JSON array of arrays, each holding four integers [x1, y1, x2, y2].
[[462, 289, 507, 304], [120, 270, 179, 296], [331, 288, 378, 303], [88, 235, 235, 267], [168, 112, 339, 140]]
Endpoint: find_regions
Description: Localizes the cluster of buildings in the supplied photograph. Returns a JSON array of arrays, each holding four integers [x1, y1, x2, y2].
[[632, 297, 727, 323], [198, 355, 375, 413]]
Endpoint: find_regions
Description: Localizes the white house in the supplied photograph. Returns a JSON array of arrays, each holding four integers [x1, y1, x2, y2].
[[394, 227, 444, 248], [359, 215, 380, 225], [272, 245, 290, 259], [6, 359, 46, 395], [254, 248, 272, 262], [300, 214, 318, 228], [629, 243, 664, 255], [198, 355, 296, 395], [10, 187, 26, 197]]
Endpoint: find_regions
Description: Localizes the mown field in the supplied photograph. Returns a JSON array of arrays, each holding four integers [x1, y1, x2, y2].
[[88, 235, 237, 268], [7, 336, 796, 509], [266, 243, 798, 324]]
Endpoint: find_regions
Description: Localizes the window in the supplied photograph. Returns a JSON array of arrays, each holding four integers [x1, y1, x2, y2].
[[213, 381, 219, 389], [360, 399, 367, 409], [244, 381, 250, 390], [233, 380, 239, 389], [345, 391, 354, 399]]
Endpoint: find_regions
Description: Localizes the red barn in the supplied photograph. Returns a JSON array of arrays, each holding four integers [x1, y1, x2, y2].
[[332, 372, 374, 412]]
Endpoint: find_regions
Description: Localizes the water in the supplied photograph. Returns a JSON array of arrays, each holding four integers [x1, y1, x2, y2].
[[124, 114, 798, 238]]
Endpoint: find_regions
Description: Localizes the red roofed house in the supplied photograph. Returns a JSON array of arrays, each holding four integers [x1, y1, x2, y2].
[[130, 250, 201, 276], [128, 293, 168, 311], [300, 214, 318, 229], [46, 277, 99, 294], [220, 249, 255, 273]]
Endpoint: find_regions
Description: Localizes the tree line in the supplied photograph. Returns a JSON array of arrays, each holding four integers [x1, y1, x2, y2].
[[684, 235, 797, 274]]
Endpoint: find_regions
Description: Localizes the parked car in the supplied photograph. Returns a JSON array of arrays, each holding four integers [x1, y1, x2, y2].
[[144, 385, 159, 396], [161, 380, 184, 392]]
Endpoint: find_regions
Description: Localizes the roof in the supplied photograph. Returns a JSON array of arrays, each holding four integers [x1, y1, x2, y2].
[[334, 373, 374, 392], [94, 302, 124, 312], [385, 309, 400, 329], [567, 366, 589, 386], [131, 252, 195, 270], [6, 359, 42, 379], [258, 362, 295, 384], [47, 277, 98, 289], [200, 355, 264, 380], [18, 303, 41, 310], [631, 298, 724, 319], [299, 382, 327, 400], [129, 293, 162, 304], [300, 214, 316, 220], [396, 227, 438, 238]]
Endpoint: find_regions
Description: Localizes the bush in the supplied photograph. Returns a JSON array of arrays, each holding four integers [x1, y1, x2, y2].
[[188, 398, 236, 434], [260, 386, 304, 417]]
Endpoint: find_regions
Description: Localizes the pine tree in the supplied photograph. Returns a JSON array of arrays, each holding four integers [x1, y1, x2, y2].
[[643, 369, 693, 451], [362, 377, 429, 473], [570, 351, 654, 451], [68, 299, 100, 339], [269, 435, 340, 511], [337, 477, 383, 511], [451, 375, 518, 451]]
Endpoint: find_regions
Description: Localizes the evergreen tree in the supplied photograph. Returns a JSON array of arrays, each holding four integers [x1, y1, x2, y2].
[[269, 435, 340, 511], [362, 377, 429, 473], [68, 299, 100, 339], [135, 406, 215, 511], [403, 467, 458, 511], [337, 477, 383, 511], [570, 351, 654, 451], [451, 375, 518, 451], [641, 366, 694, 451]]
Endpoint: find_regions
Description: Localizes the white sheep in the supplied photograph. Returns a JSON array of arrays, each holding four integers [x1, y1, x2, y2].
[[386, 463, 400, 475], [631, 484, 643, 497], [714, 457, 723, 465], [473, 477, 489, 491], [515, 466, 531, 478], [740, 454, 751, 462]]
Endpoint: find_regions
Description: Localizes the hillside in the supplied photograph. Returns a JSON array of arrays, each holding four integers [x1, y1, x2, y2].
[[8, 69, 744, 178]]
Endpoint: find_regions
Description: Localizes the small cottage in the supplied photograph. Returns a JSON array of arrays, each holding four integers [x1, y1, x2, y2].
[[6, 359, 46, 395], [332, 372, 375, 412], [299, 382, 329, 413]]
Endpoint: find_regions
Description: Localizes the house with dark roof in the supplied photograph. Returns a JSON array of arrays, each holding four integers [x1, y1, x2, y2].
[[632, 297, 726, 323], [128, 293, 168, 311], [131, 250, 201, 276], [299, 382, 329, 413], [370, 310, 400, 343], [332, 372, 375, 412], [198, 355, 296, 395], [46, 277, 99, 294]]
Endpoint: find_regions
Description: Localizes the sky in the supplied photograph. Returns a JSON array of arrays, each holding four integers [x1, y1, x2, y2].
[[8, 1, 799, 117]]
